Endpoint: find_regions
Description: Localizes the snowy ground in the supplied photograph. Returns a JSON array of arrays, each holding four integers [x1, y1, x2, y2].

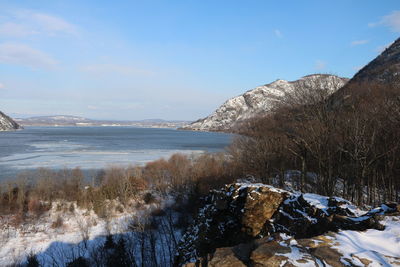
[[0, 195, 179, 266], [284, 188, 400, 265], [1, 181, 399, 266], [333, 216, 400, 266], [264, 215, 400, 267]]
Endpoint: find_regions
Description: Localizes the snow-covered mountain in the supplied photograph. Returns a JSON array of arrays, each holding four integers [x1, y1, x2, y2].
[[0, 111, 21, 131], [183, 74, 348, 132], [16, 115, 89, 125]]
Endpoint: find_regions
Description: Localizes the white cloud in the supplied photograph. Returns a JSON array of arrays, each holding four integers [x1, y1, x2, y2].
[[0, 22, 38, 37], [369, 10, 400, 32], [87, 105, 98, 110], [314, 60, 326, 71], [0, 43, 58, 70], [274, 29, 283, 38], [0, 10, 77, 37], [0, 83, 4, 89], [81, 64, 154, 76], [29, 12, 77, 35], [351, 39, 369, 46]]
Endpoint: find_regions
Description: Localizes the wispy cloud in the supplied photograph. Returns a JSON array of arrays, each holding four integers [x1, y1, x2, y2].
[[0, 43, 58, 70], [0, 10, 77, 37], [28, 12, 77, 35], [369, 10, 400, 32], [274, 29, 283, 38], [81, 63, 154, 77], [351, 39, 369, 46], [314, 60, 326, 71], [87, 105, 98, 110], [87, 102, 144, 111], [0, 22, 38, 37], [0, 83, 4, 89]]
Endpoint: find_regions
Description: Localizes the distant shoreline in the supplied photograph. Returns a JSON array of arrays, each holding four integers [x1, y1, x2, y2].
[[18, 124, 185, 129], [14, 115, 190, 129]]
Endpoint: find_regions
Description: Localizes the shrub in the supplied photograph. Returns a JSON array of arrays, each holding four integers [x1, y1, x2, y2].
[[11, 212, 25, 227], [116, 204, 124, 213], [26, 251, 40, 267], [143, 192, 156, 204], [51, 215, 63, 228], [66, 257, 90, 267], [27, 198, 43, 217], [69, 203, 75, 213], [150, 207, 166, 217]]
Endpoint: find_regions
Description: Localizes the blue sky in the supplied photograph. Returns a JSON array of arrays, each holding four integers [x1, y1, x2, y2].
[[0, 1, 399, 120]]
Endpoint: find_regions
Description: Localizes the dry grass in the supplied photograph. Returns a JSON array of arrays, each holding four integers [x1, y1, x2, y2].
[[0, 152, 241, 225]]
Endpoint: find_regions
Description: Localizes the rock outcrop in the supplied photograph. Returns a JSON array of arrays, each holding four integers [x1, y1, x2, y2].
[[0, 111, 21, 131], [183, 75, 348, 132], [176, 183, 399, 266]]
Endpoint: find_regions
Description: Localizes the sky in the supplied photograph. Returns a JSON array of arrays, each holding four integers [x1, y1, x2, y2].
[[0, 1, 399, 121]]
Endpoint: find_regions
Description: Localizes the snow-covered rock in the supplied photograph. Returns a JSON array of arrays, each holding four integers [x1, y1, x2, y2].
[[183, 74, 348, 132], [0, 111, 21, 131], [176, 182, 399, 266]]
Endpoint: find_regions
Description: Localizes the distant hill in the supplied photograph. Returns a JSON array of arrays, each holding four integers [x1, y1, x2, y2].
[[16, 115, 90, 125], [182, 74, 348, 132], [15, 115, 189, 128], [0, 111, 21, 131]]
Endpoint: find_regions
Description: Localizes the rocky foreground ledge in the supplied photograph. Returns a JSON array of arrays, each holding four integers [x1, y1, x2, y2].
[[175, 183, 400, 266]]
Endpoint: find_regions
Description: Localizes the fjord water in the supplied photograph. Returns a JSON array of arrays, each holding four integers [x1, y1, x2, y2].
[[0, 127, 233, 180]]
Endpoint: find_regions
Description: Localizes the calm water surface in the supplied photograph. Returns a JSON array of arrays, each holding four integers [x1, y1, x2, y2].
[[0, 127, 233, 180]]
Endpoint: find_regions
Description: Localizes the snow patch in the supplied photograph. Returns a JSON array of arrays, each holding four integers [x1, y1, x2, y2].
[[333, 216, 400, 266]]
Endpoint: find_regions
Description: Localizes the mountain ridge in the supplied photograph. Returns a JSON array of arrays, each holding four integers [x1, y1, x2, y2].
[[350, 37, 400, 84], [329, 37, 400, 108], [182, 74, 349, 132]]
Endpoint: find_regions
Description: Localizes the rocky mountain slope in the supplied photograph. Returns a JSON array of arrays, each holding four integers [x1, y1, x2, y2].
[[330, 38, 400, 108], [0, 111, 21, 131], [349, 37, 400, 84], [183, 75, 348, 132], [176, 183, 400, 266]]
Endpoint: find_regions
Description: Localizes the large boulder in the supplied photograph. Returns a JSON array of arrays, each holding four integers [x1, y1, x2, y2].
[[208, 247, 246, 267], [175, 184, 287, 264], [175, 183, 398, 266], [240, 185, 285, 236]]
